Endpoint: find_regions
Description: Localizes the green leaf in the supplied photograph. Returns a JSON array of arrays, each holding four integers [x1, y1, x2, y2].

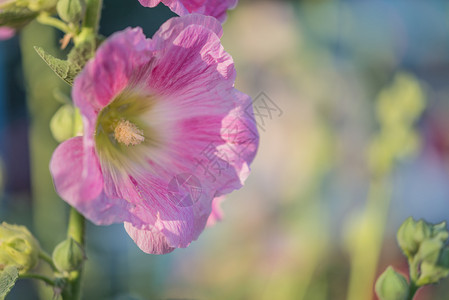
[[0, 266, 19, 300], [34, 46, 77, 86]]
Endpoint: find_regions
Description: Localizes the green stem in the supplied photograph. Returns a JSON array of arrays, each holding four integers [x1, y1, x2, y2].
[[61, 0, 102, 296], [407, 258, 419, 300], [407, 281, 419, 300], [82, 0, 102, 32], [408, 258, 419, 283], [19, 273, 55, 286], [61, 208, 85, 300], [346, 179, 391, 300], [39, 251, 57, 271], [74, 0, 103, 45], [67, 208, 85, 244], [36, 13, 72, 34]]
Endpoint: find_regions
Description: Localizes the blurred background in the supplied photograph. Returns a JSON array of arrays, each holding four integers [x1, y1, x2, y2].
[[2, 0, 449, 299]]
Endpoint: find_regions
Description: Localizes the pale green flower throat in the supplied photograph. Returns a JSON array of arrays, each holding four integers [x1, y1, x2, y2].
[[94, 90, 156, 168]]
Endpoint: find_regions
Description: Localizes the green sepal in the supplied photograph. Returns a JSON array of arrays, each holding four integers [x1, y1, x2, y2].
[[34, 40, 95, 86], [67, 39, 94, 73], [34, 46, 77, 85], [0, 266, 19, 300]]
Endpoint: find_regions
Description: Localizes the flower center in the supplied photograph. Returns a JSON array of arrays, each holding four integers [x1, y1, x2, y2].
[[114, 119, 145, 146], [94, 89, 158, 172]]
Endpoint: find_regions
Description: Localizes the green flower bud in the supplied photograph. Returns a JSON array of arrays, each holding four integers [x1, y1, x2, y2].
[[56, 0, 85, 24], [419, 239, 443, 265], [397, 218, 447, 259], [430, 221, 449, 242], [0, 222, 40, 274], [397, 217, 420, 257], [52, 238, 84, 272], [414, 219, 431, 243], [416, 247, 449, 286], [375, 267, 409, 300], [418, 262, 449, 286], [50, 104, 83, 143]]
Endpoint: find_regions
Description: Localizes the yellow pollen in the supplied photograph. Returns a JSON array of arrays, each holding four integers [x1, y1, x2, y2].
[[114, 119, 145, 146]]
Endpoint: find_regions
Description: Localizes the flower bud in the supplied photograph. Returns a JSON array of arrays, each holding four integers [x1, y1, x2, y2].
[[414, 219, 431, 243], [375, 267, 409, 300], [52, 238, 84, 272], [419, 239, 443, 265], [56, 0, 84, 24], [417, 247, 449, 286], [50, 104, 83, 143], [430, 221, 449, 242], [397, 217, 420, 257], [0, 222, 40, 274]]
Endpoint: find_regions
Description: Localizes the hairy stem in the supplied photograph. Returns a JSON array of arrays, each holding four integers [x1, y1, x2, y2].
[[19, 273, 55, 286], [61, 208, 86, 300], [36, 13, 72, 34], [39, 251, 57, 271], [407, 281, 419, 300], [74, 0, 103, 45]]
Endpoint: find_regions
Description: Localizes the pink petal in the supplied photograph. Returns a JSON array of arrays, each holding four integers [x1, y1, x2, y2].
[[152, 13, 223, 49], [124, 222, 175, 254], [138, 0, 238, 22], [73, 27, 151, 119], [0, 27, 14, 40], [50, 137, 135, 225], [119, 174, 213, 250], [149, 20, 235, 94], [206, 196, 225, 227]]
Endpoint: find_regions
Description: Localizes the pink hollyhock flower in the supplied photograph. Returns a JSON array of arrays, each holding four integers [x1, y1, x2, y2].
[[138, 0, 238, 23], [50, 14, 258, 254], [0, 27, 14, 40]]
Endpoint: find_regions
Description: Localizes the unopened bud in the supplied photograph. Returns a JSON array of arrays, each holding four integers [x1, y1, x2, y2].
[[417, 247, 449, 286], [375, 267, 409, 300], [397, 217, 420, 257], [50, 104, 83, 143], [52, 238, 84, 272], [0, 222, 40, 274], [56, 0, 84, 23]]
